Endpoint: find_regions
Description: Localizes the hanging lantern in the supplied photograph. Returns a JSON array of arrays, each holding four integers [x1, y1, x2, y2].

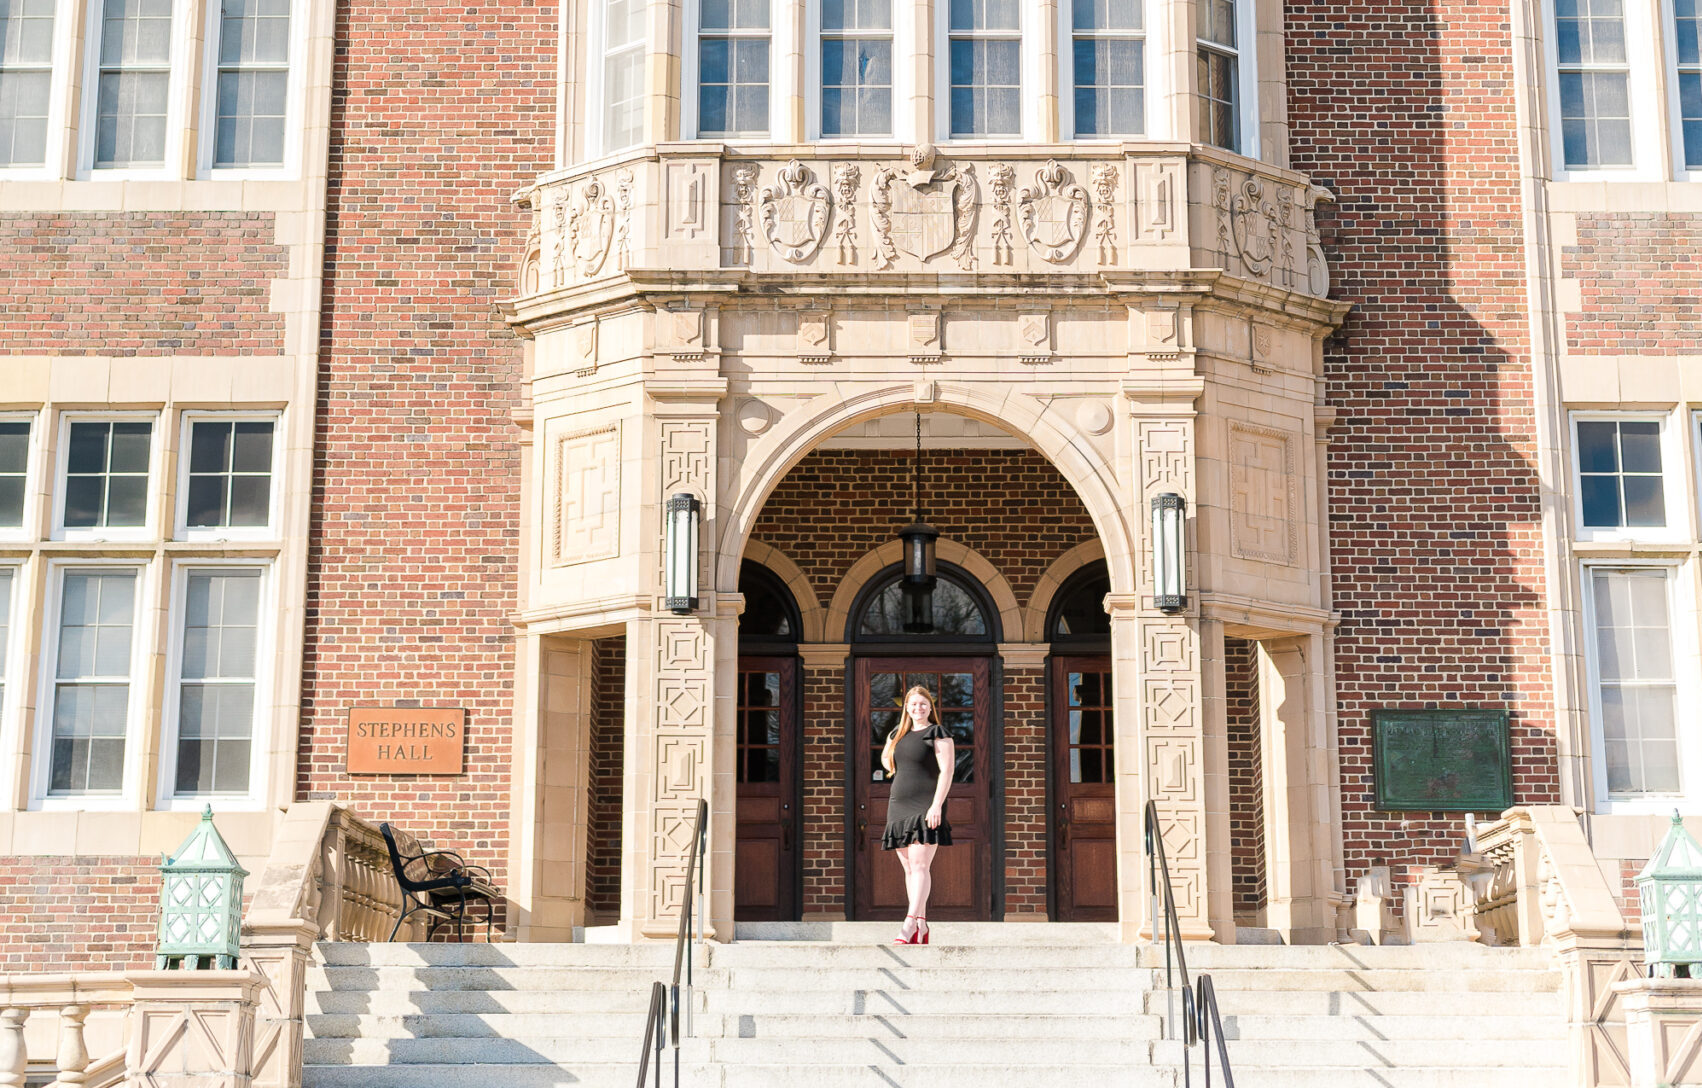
[[1637, 812, 1702, 978], [1150, 492, 1187, 613], [665, 492, 701, 614], [155, 805, 247, 970], [898, 519, 939, 587]]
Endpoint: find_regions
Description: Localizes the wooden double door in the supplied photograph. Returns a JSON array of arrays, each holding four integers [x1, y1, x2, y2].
[[1050, 655, 1118, 922]]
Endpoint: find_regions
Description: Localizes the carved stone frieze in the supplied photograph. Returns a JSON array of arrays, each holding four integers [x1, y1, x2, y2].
[[760, 159, 832, 263], [988, 163, 1016, 265], [832, 163, 861, 265], [1090, 162, 1118, 265], [1215, 167, 1279, 281], [870, 144, 979, 270], [1018, 159, 1090, 263], [614, 168, 634, 271], [567, 176, 617, 278], [732, 164, 759, 265]]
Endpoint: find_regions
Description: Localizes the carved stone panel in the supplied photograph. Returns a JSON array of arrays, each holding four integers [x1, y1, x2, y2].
[[908, 311, 942, 363], [1019, 160, 1090, 263], [1228, 422, 1298, 565], [553, 425, 621, 566], [870, 144, 979, 270], [760, 159, 832, 262], [1017, 312, 1052, 364], [662, 308, 706, 362], [568, 177, 617, 278], [660, 420, 713, 499], [798, 309, 833, 364], [665, 160, 713, 243]]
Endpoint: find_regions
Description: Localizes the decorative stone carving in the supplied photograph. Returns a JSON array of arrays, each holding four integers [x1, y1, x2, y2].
[[988, 163, 1016, 265], [732, 164, 759, 265], [1277, 185, 1296, 289], [1405, 866, 1483, 943], [1215, 168, 1278, 281], [760, 159, 832, 263], [908, 311, 942, 363], [518, 192, 542, 296], [1353, 867, 1401, 945], [1018, 160, 1090, 263], [614, 168, 634, 271], [736, 399, 774, 435], [663, 308, 705, 362], [798, 310, 832, 364], [550, 193, 568, 287], [1137, 419, 1191, 495], [1306, 184, 1334, 297], [1076, 399, 1113, 436], [832, 163, 861, 264], [870, 144, 979, 270], [665, 161, 712, 241], [1251, 322, 1274, 367], [553, 425, 621, 566], [1228, 422, 1298, 565], [1017, 312, 1052, 364], [570, 319, 598, 377], [567, 176, 617, 278], [1089, 162, 1118, 265], [1147, 309, 1179, 357], [660, 421, 713, 499], [1139, 159, 1181, 241]]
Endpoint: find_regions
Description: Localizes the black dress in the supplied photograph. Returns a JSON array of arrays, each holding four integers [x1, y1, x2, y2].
[[881, 723, 954, 849]]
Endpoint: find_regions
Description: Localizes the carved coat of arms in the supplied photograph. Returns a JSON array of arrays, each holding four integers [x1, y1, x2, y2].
[[1018, 160, 1090, 263], [567, 177, 616, 278], [1217, 170, 1278, 280], [760, 160, 832, 263], [870, 144, 979, 270]]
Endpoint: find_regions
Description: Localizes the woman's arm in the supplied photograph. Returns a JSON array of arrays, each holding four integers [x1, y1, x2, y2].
[[925, 738, 955, 828]]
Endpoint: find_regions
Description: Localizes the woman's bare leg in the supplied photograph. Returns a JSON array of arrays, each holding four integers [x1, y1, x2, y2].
[[895, 850, 918, 939], [906, 843, 939, 926]]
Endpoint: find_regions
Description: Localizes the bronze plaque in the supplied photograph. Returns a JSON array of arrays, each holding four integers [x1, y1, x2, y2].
[[347, 707, 465, 775], [1372, 708, 1512, 812]]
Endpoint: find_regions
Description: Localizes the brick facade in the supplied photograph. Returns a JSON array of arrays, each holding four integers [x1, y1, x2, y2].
[[0, 859, 161, 971], [293, 0, 555, 888], [0, 212, 287, 356], [1225, 637, 1266, 921], [585, 636, 625, 923], [1563, 213, 1702, 355], [1286, 0, 1562, 909]]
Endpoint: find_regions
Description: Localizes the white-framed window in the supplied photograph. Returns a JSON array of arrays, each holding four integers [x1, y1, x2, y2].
[[1067, 0, 1145, 138], [945, 0, 1021, 138], [1673, 0, 1702, 171], [0, 0, 55, 167], [84, 0, 176, 170], [693, 0, 771, 137], [819, 0, 893, 137], [1555, 0, 1632, 168], [1584, 563, 1695, 807], [0, 413, 32, 536], [35, 563, 144, 803], [204, 0, 290, 169], [160, 562, 267, 804], [176, 412, 278, 538], [593, 0, 645, 155], [1572, 413, 1684, 541], [0, 565, 15, 741], [1196, 0, 1254, 153], [54, 413, 157, 539]]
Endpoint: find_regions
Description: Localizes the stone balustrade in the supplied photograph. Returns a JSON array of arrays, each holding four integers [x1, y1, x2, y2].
[[511, 143, 1333, 307]]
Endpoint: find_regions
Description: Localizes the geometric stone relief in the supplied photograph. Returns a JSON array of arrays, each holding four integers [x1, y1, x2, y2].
[[655, 734, 705, 800], [736, 399, 775, 435], [1018, 159, 1090, 263], [1228, 422, 1298, 565], [657, 675, 708, 731], [1158, 809, 1201, 863], [1148, 737, 1198, 800], [1142, 623, 1195, 673], [664, 160, 712, 242], [870, 144, 979, 271], [1143, 676, 1198, 732], [660, 620, 707, 671], [553, 424, 620, 566], [1137, 158, 1182, 242], [659, 420, 713, 498], [1076, 399, 1114, 436], [760, 159, 831, 263], [1137, 420, 1192, 496]]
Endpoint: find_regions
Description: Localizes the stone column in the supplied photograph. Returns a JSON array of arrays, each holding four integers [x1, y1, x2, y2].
[[511, 634, 595, 941], [1256, 635, 1334, 944]]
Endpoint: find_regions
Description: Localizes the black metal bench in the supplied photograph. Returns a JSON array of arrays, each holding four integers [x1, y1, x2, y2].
[[379, 822, 499, 942]]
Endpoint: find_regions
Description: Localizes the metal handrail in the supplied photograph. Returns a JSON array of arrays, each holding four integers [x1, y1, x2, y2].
[[635, 797, 709, 1088], [1143, 799, 1234, 1087]]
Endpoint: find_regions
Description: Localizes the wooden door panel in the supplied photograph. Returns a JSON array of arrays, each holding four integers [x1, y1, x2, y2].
[[1052, 656, 1118, 922], [853, 657, 993, 921], [735, 658, 798, 921]]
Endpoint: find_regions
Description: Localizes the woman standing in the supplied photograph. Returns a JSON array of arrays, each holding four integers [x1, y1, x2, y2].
[[880, 685, 956, 945]]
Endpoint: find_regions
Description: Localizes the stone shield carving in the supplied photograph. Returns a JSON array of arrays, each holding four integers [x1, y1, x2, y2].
[[568, 177, 616, 278], [870, 144, 979, 270], [760, 159, 832, 263], [1221, 172, 1278, 280], [1018, 160, 1090, 263]]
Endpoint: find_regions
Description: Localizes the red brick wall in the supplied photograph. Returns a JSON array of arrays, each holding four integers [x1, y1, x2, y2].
[[0, 859, 160, 970], [585, 636, 625, 922], [750, 448, 1098, 916], [1563, 213, 1702, 354], [1225, 637, 1266, 920], [295, 0, 555, 903], [1286, 0, 1560, 910], [0, 213, 286, 355]]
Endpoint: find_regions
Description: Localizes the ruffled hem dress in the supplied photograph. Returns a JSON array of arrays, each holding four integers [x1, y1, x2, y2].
[[881, 723, 954, 849]]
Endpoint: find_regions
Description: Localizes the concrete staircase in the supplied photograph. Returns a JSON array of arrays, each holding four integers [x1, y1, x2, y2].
[[301, 925, 1567, 1088]]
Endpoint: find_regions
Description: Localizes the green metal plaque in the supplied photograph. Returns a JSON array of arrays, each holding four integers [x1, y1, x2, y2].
[[1371, 709, 1513, 813]]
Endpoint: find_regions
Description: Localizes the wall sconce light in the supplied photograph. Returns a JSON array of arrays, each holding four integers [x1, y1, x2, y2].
[[1151, 492, 1187, 613], [665, 492, 701, 614]]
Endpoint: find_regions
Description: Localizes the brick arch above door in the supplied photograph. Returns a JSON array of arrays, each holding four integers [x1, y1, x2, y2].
[[823, 538, 1022, 644]]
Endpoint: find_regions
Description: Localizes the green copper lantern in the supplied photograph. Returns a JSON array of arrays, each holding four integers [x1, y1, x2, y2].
[[1637, 812, 1702, 978], [155, 806, 248, 969]]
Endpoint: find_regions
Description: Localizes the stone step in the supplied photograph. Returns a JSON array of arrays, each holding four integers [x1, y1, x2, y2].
[[1220, 1068, 1566, 1088], [717, 965, 1155, 990], [1212, 1037, 1567, 1069], [303, 1063, 713, 1088], [1168, 967, 1563, 992], [307, 987, 662, 1016], [705, 986, 1149, 1016], [1200, 988, 1563, 1018], [304, 1035, 710, 1066], [707, 941, 1150, 968], [734, 921, 1122, 944], [1217, 1011, 1567, 1041], [1142, 942, 1557, 970], [307, 965, 701, 991], [305, 1062, 1174, 1088], [709, 1011, 1164, 1040], [317, 941, 680, 968], [699, 1035, 1156, 1064], [305, 1012, 653, 1040]]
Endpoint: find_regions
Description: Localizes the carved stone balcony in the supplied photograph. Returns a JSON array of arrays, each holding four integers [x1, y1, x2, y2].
[[508, 142, 1334, 323]]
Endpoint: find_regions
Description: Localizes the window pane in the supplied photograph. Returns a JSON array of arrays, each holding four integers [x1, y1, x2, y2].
[[0, 68, 51, 166], [1576, 420, 1618, 472], [1681, 73, 1702, 169], [105, 474, 147, 526], [1621, 476, 1666, 527], [1593, 569, 1680, 795]]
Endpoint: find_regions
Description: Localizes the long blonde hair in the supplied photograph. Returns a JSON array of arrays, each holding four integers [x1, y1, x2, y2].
[[880, 685, 938, 775]]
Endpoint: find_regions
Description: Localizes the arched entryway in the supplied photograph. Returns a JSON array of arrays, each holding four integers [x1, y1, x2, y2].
[[847, 562, 1001, 921], [734, 560, 804, 921]]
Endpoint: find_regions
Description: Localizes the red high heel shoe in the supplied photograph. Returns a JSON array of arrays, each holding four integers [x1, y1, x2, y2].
[[894, 915, 921, 945], [916, 917, 929, 945]]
